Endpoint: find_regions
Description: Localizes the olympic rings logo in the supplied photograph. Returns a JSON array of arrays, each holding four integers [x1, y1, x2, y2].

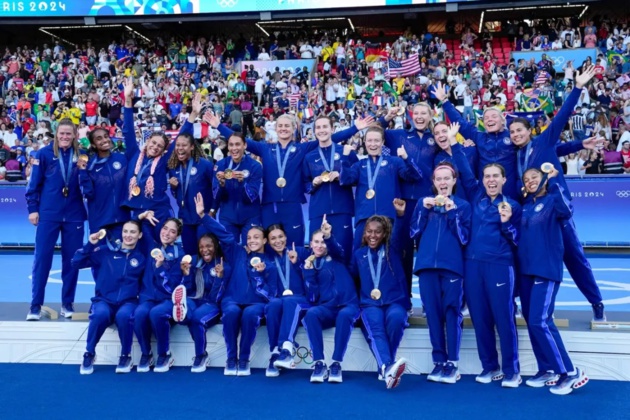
[[616, 191, 630, 198], [294, 346, 314, 365], [217, 0, 238, 8]]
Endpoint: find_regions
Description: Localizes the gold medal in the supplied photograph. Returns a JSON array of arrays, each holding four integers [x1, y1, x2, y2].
[[62, 187, 69, 197], [396, 107, 405, 116], [541, 162, 554, 174], [321, 171, 330, 182], [370, 288, 382, 300], [79, 154, 89, 163], [306, 255, 316, 264], [182, 255, 192, 264], [224, 169, 233, 180], [97, 229, 107, 240], [435, 195, 446, 207], [276, 177, 287, 188], [250, 256, 262, 267], [282, 289, 293, 296], [500, 202, 512, 212], [150, 249, 162, 259], [132, 185, 141, 197], [366, 189, 376, 199]]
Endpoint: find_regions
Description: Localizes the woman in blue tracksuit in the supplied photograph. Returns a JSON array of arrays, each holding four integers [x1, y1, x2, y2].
[[206, 112, 373, 246], [213, 132, 262, 244], [350, 200, 410, 389], [303, 116, 359, 261], [450, 125, 522, 388], [302, 215, 360, 383], [196, 193, 276, 376], [133, 211, 186, 373], [26, 118, 87, 320], [121, 79, 197, 241], [518, 165, 589, 395], [411, 162, 472, 385], [77, 124, 131, 236], [264, 224, 312, 377], [339, 126, 422, 251], [166, 131, 214, 255], [72, 220, 145, 375], [182, 194, 232, 373]]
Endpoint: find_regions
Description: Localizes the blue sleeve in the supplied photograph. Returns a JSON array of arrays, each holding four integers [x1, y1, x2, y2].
[[331, 125, 359, 144], [200, 215, 237, 249], [556, 140, 583, 157], [443, 101, 478, 141], [410, 200, 429, 241], [446, 201, 471, 246], [339, 159, 360, 186], [122, 107, 139, 160], [25, 151, 45, 214], [303, 157, 318, 194], [324, 234, 344, 261], [212, 162, 227, 205], [209, 263, 230, 303], [398, 157, 422, 182], [78, 168, 95, 200], [390, 214, 407, 253], [452, 144, 481, 197], [71, 242, 99, 269], [242, 161, 262, 203], [245, 138, 265, 158], [501, 202, 521, 247], [549, 179, 573, 220], [539, 88, 581, 150], [348, 252, 359, 283], [179, 120, 194, 137]]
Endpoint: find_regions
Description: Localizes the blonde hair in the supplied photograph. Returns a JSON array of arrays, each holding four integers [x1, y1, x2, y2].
[[53, 119, 80, 158], [128, 134, 167, 199]]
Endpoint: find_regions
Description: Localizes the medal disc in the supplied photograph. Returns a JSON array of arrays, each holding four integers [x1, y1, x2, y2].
[[370, 289, 382, 300], [435, 195, 446, 207], [182, 255, 192, 264], [224, 169, 233, 180], [150, 249, 162, 259], [276, 177, 287, 188], [282, 289, 293, 296], [97, 229, 106, 240], [132, 185, 141, 197], [321, 171, 330, 182], [396, 107, 405, 116], [306, 255, 316, 264], [365, 189, 376, 199], [541, 162, 554, 174], [79, 154, 89, 163], [500, 202, 512, 211], [250, 256, 262, 267]]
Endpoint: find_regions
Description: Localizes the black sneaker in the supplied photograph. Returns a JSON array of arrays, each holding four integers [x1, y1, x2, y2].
[[592, 302, 606, 322], [80, 352, 95, 375]]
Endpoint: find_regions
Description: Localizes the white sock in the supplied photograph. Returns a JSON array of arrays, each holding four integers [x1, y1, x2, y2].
[[282, 341, 293, 352], [568, 369, 577, 376], [448, 360, 458, 367]]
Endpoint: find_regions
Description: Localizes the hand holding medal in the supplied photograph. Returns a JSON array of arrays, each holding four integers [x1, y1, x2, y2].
[[304, 255, 315, 270], [499, 201, 513, 223], [181, 254, 192, 276], [250, 256, 266, 272], [77, 154, 88, 170]]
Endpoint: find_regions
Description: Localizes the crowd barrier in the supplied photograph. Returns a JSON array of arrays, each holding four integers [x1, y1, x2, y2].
[[1, 176, 629, 247]]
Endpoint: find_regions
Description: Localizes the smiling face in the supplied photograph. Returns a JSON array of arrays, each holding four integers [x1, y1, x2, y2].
[[121, 222, 142, 248], [363, 221, 385, 249], [160, 220, 180, 246], [433, 123, 450, 151], [198, 237, 215, 263], [482, 165, 506, 198], [146, 135, 166, 158], [175, 136, 193, 162], [310, 232, 327, 257], [228, 135, 246, 162], [314, 118, 333, 144], [276, 115, 294, 142], [433, 167, 456, 196], [509, 122, 532, 147], [91, 128, 112, 153], [412, 104, 432, 131], [364, 131, 384, 157], [483, 109, 504, 134], [523, 169, 543, 194], [246, 228, 267, 253], [268, 228, 287, 254], [56, 124, 75, 150]]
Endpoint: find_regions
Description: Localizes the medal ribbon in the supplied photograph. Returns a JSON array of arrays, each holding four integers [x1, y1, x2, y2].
[[367, 247, 384, 290], [274, 142, 293, 180], [179, 159, 194, 202], [58, 149, 75, 191], [366, 155, 384, 191], [317, 145, 336, 173], [274, 252, 291, 291]]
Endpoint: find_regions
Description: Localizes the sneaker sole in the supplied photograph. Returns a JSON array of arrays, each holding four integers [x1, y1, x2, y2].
[[274, 360, 296, 369], [154, 357, 175, 373], [427, 374, 442, 383], [191, 366, 207, 373], [440, 374, 461, 384], [526, 380, 548, 388], [137, 366, 152, 373], [476, 373, 504, 384], [502, 377, 522, 388], [572, 372, 589, 390], [237, 370, 251, 376], [115, 366, 133, 374], [172, 286, 187, 323], [328, 376, 342, 383], [26, 314, 41, 321], [80, 368, 94, 375], [386, 360, 406, 389], [224, 369, 238, 376], [265, 370, 280, 378], [310, 376, 327, 383]]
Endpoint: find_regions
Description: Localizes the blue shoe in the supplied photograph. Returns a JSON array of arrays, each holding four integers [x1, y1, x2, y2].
[[310, 361, 328, 383], [550, 368, 589, 395], [385, 358, 407, 389], [439, 362, 460, 384], [475, 368, 504, 384], [137, 353, 154, 373], [191, 352, 208, 373], [273, 348, 296, 370], [115, 354, 133, 374], [26, 306, 41, 321], [266, 353, 280, 377], [60, 304, 74, 319], [427, 363, 444, 382], [224, 358, 237, 376], [237, 360, 251, 376], [501, 373, 522, 388], [328, 362, 343, 383], [526, 371, 559, 388], [592, 302, 606, 322], [154, 353, 174, 373], [80, 352, 95, 375]]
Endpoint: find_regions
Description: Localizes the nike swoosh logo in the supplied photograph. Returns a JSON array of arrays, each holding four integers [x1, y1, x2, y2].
[[114, 256, 123, 259], [344, 225, 350, 228], [95, 168, 103, 172], [450, 279, 459, 283], [407, 135, 414, 139], [76, 226, 81, 229], [496, 283, 506, 287], [53, 158, 59, 161], [293, 225, 301, 229], [534, 281, 544, 285], [315, 158, 321, 162]]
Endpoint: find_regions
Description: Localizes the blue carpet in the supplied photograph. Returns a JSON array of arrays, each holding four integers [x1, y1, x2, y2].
[[0, 364, 627, 420]]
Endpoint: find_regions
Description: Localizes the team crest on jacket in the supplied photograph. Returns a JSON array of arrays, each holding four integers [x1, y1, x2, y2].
[[503, 137, 511, 145], [191, 167, 197, 175], [381, 160, 388, 166], [326, 256, 332, 262], [290, 146, 297, 152], [113, 161, 122, 170], [427, 137, 435, 146], [130, 258, 139, 267], [534, 203, 544, 212], [334, 153, 340, 160], [210, 268, 217, 277], [242, 170, 250, 178]]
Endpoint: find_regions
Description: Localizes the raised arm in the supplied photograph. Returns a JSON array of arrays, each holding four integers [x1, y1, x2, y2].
[[122, 78, 140, 159]]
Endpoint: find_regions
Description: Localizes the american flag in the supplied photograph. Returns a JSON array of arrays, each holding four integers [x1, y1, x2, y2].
[[387, 53, 421, 78], [288, 93, 301, 108]]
